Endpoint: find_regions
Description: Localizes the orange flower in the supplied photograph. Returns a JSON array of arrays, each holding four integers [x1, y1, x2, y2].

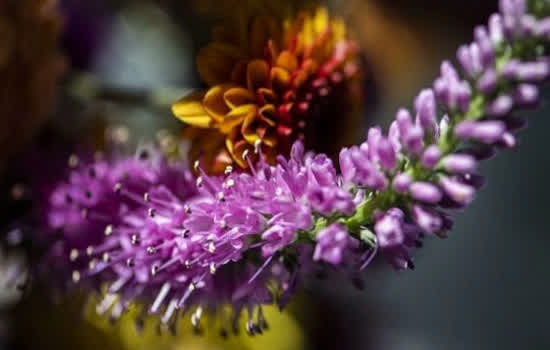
[[172, 7, 362, 172]]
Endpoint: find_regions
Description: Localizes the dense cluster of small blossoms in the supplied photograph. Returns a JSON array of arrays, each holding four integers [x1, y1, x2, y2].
[[41, 146, 198, 288], [34, 0, 550, 335]]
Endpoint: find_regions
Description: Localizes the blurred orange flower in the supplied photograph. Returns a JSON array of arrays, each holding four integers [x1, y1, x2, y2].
[[173, 7, 363, 173]]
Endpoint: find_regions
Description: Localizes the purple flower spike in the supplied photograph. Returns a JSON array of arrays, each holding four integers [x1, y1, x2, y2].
[[409, 182, 443, 204]]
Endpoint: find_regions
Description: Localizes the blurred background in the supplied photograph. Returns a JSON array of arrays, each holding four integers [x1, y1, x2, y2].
[[1, 0, 549, 349]]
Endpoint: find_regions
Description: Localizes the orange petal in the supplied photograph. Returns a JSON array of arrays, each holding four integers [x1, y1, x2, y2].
[[172, 92, 214, 128], [226, 137, 250, 169], [219, 104, 257, 134], [276, 51, 298, 72], [293, 59, 317, 88], [258, 105, 277, 127], [247, 59, 269, 92], [203, 84, 234, 122], [331, 17, 346, 41], [224, 87, 255, 109], [197, 43, 245, 86], [258, 88, 278, 105], [313, 7, 330, 35], [270, 67, 291, 91], [241, 109, 260, 144]]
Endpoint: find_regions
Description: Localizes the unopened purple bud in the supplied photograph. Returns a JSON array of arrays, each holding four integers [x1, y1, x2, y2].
[[290, 141, 305, 163], [499, 0, 526, 18], [261, 225, 296, 257], [441, 61, 460, 80], [310, 154, 337, 186], [313, 223, 351, 265], [409, 182, 442, 204], [412, 205, 443, 235], [396, 109, 413, 136], [375, 212, 404, 249], [439, 176, 475, 205], [497, 132, 517, 149], [489, 14, 504, 44], [502, 59, 520, 79], [514, 84, 539, 105], [455, 120, 506, 144], [421, 145, 442, 169], [521, 15, 538, 36], [536, 18, 550, 36], [339, 148, 356, 183], [367, 127, 382, 163], [434, 77, 448, 104], [457, 45, 478, 77], [386, 207, 405, 221], [441, 154, 478, 174], [486, 94, 514, 117], [389, 120, 402, 153], [377, 137, 397, 170], [415, 89, 438, 134], [478, 68, 498, 94], [393, 173, 412, 193], [457, 82, 472, 113], [350, 147, 388, 190], [474, 26, 494, 66], [404, 126, 424, 155], [517, 61, 550, 82]]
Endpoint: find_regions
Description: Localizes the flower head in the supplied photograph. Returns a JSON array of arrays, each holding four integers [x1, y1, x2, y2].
[[28, 0, 550, 335], [172, 7, 362, 173]]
